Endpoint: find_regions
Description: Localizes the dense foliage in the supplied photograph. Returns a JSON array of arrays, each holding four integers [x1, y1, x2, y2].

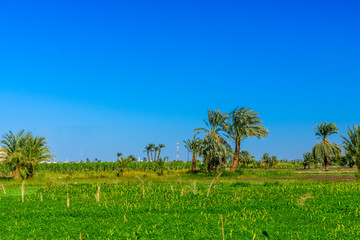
[[35, 161, 193, 173], [0, 130, 54, 178], [312, 122, 341, 171]]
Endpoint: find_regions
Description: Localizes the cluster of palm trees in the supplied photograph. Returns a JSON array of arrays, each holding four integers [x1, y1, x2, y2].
[[184, 107, 268, 172], [261, 153, 279, 168], [143, 143, 165, 162], [0, 130, 54, 178], [308, 122, 360, 172]]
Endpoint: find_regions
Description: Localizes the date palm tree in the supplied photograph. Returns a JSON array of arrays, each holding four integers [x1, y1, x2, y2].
[[117, 152, 122, 162], [156, 144, 165, 161], [261, 153, 271, 168], [21, 135, 54, 177], [303, 152, 313, 169], [153, 146, 160, 162], [312, 122, 341, 171], [194, 110, 230, 171], [194, 109, 229, 142], [1, 130, 54, 178], [143, 145, 151, 162], [341, 124, 360, 171], [148, 143, 156, 161], [183, 138, 203, 171], [229, 107, 268, 172], [239, 150, 255, 168], [1, 130, 28, 178]]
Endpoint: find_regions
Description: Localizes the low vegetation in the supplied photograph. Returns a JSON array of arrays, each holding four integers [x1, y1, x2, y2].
[[1, 179, 360, 239]]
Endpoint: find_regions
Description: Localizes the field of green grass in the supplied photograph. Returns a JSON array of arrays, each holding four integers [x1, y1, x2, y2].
[[0, 166, 359, 239]]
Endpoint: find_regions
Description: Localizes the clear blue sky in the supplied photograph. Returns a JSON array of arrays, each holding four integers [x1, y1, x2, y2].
[[1, 0, 359, 161]]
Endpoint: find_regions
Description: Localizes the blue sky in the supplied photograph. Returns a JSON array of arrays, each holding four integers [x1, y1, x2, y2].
[[0, 0, 359, 161]]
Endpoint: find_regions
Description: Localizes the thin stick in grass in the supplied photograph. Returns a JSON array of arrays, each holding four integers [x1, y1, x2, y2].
[[207, 173, 222, 197], [136, 176, 145, 197], [192, 180, 197, 195], [220, 214, 225, 240], [66, 184, 70, 207], [169, 184, 174, 194], [1, 184, 6, 195], [95, 183, 100, 202], [21, 180, 25, 202], [123, 204, 130, 224]]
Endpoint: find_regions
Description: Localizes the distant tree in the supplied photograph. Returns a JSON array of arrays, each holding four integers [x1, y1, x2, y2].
[[303, 152, 314, 169], [157, 144, 165, 161], [261, 153, 279, 168], [312, 122, 341, 171], [86, 158, 90, 163], [148, 143, 156, 161], [127, 155, 137, 162], [239, 150, 255, 168], [117, 152, 123, 162], [261, 153, 271, 167], [228, 107, 268, 172], [183, 138, 203, 171], [341, 124, 360, 172], [331, 156, 348, 167], [153, 146, 160, 162], [143, 145, 151, 162]]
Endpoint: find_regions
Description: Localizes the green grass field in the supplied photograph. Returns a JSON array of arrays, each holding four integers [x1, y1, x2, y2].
[[0, 167, 359, 239]]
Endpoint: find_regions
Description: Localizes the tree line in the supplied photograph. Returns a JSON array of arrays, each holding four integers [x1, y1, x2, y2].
[[184, 108, 360, 174], [1, 109, 360, 178]]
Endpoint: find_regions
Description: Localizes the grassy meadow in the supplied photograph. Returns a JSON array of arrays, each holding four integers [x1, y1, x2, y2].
[[0, 163, 359, 239]]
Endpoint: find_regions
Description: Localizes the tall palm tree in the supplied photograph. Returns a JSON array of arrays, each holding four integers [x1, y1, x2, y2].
[[183, 138, 202, 171], [229, 107, 268, 172], [148, 143, 156, 161], [312, 122, 341, 171], [194, 110, 230, 171], [144, 145, 151, 162], [156, 144, 165, 161], [153, 146, 160, 162], [194, 109, 229, 141], [341, 124, 360, 170]]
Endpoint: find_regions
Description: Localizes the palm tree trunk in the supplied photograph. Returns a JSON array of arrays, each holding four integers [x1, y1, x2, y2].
[[191, 154, 197, 171], [230, 140, 240, 172], [308, 164, 310, 170], [147, 151, 150, 162], [151, 151, 153, 162], [157, 150, 161, 161], [207, 160, 213, 172], [154, 151, 157, 162], [13, 166, 20, 179], [324, 157, 329, 171]]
